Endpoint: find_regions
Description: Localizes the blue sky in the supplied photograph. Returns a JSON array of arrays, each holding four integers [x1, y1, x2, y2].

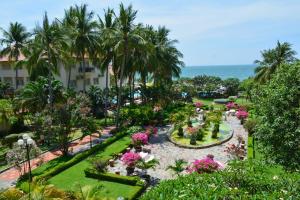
[[0, 0, 299, 65]]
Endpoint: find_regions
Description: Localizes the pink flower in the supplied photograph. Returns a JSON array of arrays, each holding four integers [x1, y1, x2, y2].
[[121, 152, 141, 167], [226, 102, 237, 110], [132, 132, 148, 146], [145, 126, 158, 136], [187, 127, 198, 135], [236, 110, 248, 119], [194, 102, 204, 108], [187, 155, 222, 174]]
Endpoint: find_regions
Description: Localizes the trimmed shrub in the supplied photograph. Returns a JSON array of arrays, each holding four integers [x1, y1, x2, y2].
[[84, 168, 142, 186], [177, 127, 183, 137]]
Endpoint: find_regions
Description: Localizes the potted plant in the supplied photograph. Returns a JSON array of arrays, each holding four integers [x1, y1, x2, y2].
[[121, 152, 141, 175], [190, 134, 197, 145], [131, 132, 148, 152], [177, 126, 184, 137], [136, 159, 159, 181], [236, 110, 248, 124], [196, 128, 204, 141], [166, 159, 187, 177]]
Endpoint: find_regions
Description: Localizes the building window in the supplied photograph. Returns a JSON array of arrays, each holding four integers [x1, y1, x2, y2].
[[85, 78, 90, 86], [3, 77, 13, 85], [93, 78, 99, 85], [16, 77, 24, 86], [70, 80, 77, 88]]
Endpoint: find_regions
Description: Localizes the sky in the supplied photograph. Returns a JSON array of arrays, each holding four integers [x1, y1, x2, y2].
[[0, 0, 299, 66]]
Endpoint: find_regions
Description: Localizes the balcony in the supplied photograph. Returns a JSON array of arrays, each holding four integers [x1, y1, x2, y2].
[[78, 67, 95, 73]]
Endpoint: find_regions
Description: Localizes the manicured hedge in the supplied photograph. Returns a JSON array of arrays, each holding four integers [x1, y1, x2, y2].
[[84, 169, 143, 186], [17, 128, 129, 186]]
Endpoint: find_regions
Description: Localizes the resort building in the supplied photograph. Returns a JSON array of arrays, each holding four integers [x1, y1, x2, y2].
[[0, 55, 110, 91]]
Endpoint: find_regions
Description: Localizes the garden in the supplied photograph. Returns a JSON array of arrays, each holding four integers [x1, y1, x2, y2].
[[0, 2, 299, 200]]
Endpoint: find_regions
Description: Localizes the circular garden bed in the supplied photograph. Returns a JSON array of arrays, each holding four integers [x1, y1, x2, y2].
[[168, 122, 233, 149]]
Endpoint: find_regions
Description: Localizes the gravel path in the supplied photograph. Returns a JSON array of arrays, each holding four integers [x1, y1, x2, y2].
[[108, 116, 248, 181]]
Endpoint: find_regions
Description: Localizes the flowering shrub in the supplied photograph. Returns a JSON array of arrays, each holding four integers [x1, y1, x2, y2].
[[187, 155, 221, 174], [236, 110, 248, 119], [224, 143, 245, 160], [153, 105, 162, 112], [186, 127, 198, 135], [226, 102, 237, 110], [131, 132, 148, 146], [121, 152, 141, 167], [194, 102, 204, 108], [145, 126, 158, 136]]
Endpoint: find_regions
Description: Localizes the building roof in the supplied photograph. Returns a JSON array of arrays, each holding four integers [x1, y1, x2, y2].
[[0, 54, 26, 62]]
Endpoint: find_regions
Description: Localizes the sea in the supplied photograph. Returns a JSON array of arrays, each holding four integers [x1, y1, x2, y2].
[[181, 64, 257, 80]]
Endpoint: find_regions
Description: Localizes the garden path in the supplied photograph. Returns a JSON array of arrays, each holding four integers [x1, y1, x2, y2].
[[0, 126, 115, 189], [146, 115, 247, 179]]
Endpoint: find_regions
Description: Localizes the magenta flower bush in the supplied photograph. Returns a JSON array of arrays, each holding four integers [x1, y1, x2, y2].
[[226, 102, 237, 110], [187, 155, 221, 174], [132, 132, 149, 146], [236, 110, 249, 119], [121, 152, 141, 167], [146, 126, 158, 136], [194, 102, 204, 108], [187, 127, 198, 135]]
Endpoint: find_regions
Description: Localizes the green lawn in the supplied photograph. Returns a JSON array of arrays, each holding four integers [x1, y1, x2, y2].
[[171, 122, 232, 147], [48, 136, 142, 199]]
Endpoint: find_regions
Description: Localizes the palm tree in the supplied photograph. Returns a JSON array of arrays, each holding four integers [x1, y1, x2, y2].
[[136, 158, 159, 176], [113, 3, 144, 127], [254, 41, 297, 83], [166, 159, 187, 177], [68, 4, 98, 92], [26, 13, 66, 110], [0, 22, 30, 89], [98, 8, 117, 125]]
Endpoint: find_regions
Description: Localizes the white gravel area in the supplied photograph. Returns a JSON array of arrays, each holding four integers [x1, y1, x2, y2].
[[108, 115, 248, 180]]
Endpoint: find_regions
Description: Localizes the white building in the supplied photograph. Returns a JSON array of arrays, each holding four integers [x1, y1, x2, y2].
[[0, 55, 110, 91]]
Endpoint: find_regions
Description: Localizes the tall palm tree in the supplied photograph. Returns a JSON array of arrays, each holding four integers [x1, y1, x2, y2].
[[26, 13, 66, 109], [69, 4, 98, 92], [113, 3, 144, 127], [0, 22, 30, 89], [98, 8, 117, 125], [254, 41, 297, 83]]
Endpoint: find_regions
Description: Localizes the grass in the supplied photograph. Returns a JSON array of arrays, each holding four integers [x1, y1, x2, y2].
[[48, 136, 142, 199], [171, 122, 232, 147]]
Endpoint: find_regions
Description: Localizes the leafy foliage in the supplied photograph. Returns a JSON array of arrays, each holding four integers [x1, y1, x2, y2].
[[141, 160, 300, 200], [253, 62, 300, 170]]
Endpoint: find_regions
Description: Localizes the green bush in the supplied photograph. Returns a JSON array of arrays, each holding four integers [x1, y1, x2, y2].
[[196, 129, 204, 141], [190, 134, 196, 145], [3, 134, 19, 148], [177, 127, 183, 137], [84, 169, 142, 186], [121, 105, 156, 125], [212, 123, 219, 139], [140, 160, 300, 200]]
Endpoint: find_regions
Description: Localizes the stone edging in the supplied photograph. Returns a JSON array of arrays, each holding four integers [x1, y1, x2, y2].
[[167, 124, 234, 149]]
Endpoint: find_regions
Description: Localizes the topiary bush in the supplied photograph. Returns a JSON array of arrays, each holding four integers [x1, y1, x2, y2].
[[177, 127, 183, 137]]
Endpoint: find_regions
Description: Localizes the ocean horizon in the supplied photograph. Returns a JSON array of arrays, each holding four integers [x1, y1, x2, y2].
[[181, 64, 257, 80]]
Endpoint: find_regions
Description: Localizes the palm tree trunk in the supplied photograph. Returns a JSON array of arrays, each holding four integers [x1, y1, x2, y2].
[[67, 67, 72, 89], [15, 56, 19, 90], [116, 38, 128, 128], [104, 64, 109, 126], [47, 46, 53, 112], [82, 53, 86, 92], [132, 72, 135, 104]]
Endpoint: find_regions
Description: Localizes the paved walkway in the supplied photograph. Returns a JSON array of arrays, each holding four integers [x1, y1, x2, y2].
[[0, 126, 115, 189], [108, 116, 247, 180]]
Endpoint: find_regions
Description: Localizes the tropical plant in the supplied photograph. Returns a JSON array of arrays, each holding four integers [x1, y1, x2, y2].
[[254, 41, 297, 83], [223, 78, 240, 96], [68, 4, 98, 92], [166, 159, 187, 177], [253, 62, 300, 171], [87, 85, 104, 117], [136, 159, 159, 176], [0, 22, 30, 89]]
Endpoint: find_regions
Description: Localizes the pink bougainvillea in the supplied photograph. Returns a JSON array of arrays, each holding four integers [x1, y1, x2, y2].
[[187, 155, 222, 174], [226, 102, 237, 110], [194, 102, 204, 108], [131, 132, 148, 146], [236, 110, 249, 119], [145, 126, 158, 136], [187, 127, 198, 135], [121, 152, 141, 166]]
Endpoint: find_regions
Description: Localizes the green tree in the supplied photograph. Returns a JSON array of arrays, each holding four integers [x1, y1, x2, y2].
[[0, 22, 30, 89], [223, 78, 240, 96], [254, 41, 297, 83], [253, 62, 300, 170], [68, 4, 98, 92]]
